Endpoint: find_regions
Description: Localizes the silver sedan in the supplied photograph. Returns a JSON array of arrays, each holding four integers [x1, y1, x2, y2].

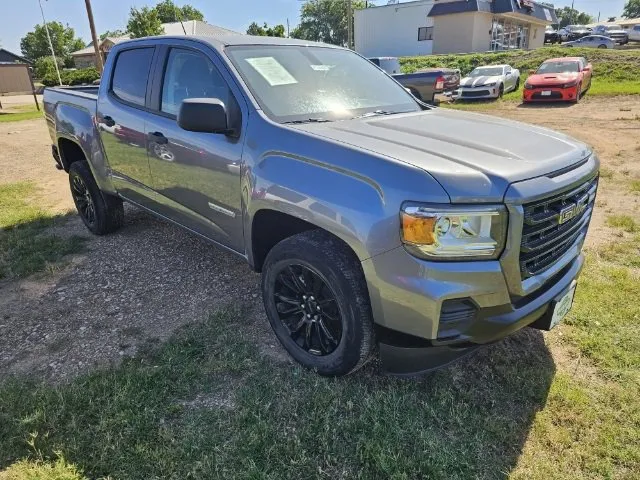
[[563, 35, 616, 49]]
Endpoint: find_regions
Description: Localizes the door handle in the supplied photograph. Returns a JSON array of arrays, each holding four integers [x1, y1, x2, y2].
[[147, 131, 168, 145], [103, 115, 115, 127]]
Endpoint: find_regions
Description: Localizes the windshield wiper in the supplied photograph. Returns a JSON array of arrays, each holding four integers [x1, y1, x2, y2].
[[353, 110, 401, 119], [282, 118, 331, 124]]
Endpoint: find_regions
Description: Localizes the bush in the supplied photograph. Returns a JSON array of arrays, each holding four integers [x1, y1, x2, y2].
[[34, 56, 64, 79], [41, 67, 100, 87]]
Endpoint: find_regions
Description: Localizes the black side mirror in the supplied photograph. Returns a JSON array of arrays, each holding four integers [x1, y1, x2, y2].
[[178, 98, 231, 134]]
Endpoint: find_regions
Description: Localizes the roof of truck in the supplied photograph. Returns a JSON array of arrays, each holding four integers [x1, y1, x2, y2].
[[119, 34, 341, 51]]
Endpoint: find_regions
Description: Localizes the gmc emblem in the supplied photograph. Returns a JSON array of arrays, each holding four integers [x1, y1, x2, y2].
[[558, 194, 589, 225]]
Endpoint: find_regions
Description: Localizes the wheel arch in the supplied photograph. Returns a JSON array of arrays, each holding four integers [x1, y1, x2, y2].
[[249, 208, 363, 273]]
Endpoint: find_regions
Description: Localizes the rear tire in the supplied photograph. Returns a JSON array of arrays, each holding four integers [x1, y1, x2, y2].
[[69, 161, 124, 235], [514, 78, 520, 91], [598, 44, 607, 49], [261, 230, 375, 376]]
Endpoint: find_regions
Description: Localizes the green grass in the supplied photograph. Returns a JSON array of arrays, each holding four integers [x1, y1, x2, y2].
[[401, 47, 640, 83], [597, 235, 640, 269], [1, 252, 639, 478], [630, 179, 640, 192], [606, 214, 639, 233], [0, 107, 43, 123], [0, 182, 85, 279], [0, 457, 85, 480]]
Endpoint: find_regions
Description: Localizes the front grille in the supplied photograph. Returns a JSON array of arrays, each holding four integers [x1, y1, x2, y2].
[[461, 90, 490, 97], [532, 91, 563, 99], [519, 175, 598, 279]]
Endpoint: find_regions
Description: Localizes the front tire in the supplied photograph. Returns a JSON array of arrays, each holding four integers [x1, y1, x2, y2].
[[261, 230, 375, 376], [498, 84, 504, 98], [69, 161, 124, 235]]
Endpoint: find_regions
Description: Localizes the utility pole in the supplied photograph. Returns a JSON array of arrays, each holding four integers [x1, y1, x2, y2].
[[287, 18, 290, 37], [347, 0, 353, 49], [38, 0, 62, 85], [84, 0, 103, 74]]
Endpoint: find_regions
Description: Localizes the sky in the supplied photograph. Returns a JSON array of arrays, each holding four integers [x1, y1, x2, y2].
[[0, 0, 630, 56]]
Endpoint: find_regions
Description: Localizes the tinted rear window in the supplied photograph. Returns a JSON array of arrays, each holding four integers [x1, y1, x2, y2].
[[111, 48, 154, 106]]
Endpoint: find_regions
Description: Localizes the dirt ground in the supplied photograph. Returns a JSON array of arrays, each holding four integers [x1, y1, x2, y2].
[[1, 96, 639, 381]]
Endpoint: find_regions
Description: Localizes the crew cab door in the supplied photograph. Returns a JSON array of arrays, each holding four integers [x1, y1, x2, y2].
[[143, 42, 246, 253], [97, 45, 157, 205]]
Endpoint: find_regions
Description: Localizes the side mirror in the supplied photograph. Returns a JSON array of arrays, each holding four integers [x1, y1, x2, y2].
[[178, 98, 230, 134], [583, 65, 591, 72], [529, 69, 535, 75]]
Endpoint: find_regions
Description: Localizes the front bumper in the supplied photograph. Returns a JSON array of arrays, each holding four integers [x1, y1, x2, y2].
[[456, 86, 500, 100], [362, 156, 599, 375], [523, 85, 579, 102]]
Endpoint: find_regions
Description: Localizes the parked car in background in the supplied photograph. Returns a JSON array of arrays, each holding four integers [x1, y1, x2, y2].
[[523, 57, 592, 104], [43, 35, 600, 376], [545, 26, 560, 44], [629, 24, 640, 42], [563, 35, 616, 49], [368, 57, 457, 104], [456, 64, 520, 100], [592, 24, 629, 44], [558, 25, 590, 42]]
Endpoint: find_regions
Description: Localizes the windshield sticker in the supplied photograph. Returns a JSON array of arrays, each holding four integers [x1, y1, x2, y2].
[[245, 57, 298, 86]]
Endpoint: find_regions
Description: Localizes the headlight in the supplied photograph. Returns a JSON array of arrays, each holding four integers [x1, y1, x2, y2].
[[400, 204, 507, 260], [484, 82, 497, 87], [562, 80, 579, 88], [524, 82, 534, 89]]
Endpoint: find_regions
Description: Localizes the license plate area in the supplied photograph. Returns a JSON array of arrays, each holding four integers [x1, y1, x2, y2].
[[530, 281, 577, 331], [541, 90, 552, 96]]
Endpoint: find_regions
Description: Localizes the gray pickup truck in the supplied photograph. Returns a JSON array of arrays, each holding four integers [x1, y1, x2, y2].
[[44, 35, 599, 376]]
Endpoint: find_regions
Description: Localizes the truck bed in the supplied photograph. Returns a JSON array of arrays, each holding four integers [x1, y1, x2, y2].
[[44, 85, 98, 113]]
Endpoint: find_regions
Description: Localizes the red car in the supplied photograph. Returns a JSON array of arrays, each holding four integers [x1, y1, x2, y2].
[[523, 57, 592, 104]]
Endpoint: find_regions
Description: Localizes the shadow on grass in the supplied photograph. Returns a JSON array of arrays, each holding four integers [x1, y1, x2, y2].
[[0, 305, 555, 479], [0, 182, 86, 280]]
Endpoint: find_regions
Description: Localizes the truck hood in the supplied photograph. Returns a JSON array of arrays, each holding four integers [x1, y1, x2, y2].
[[291, 109, 591, 203]]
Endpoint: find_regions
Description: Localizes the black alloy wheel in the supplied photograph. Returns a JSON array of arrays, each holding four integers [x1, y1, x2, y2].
[[261, 230, 375, 376], [70, 174, 96, 227], [273, 264, 342, 356], [68, 161, 124, 235]]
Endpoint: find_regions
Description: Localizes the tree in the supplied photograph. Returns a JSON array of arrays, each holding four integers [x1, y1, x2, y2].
[[246, 22, 285, 37], [20, 22, 85, 63], [100, 29, 127, 40], [291, 0, 365, 46], [554, 7, 594, 27], [153, 0, 204, 23], [127, 6, 163, 39], [623, 0, 640, 18]]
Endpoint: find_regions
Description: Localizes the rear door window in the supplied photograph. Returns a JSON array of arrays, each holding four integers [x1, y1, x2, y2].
[[111, 48, 155, 106]]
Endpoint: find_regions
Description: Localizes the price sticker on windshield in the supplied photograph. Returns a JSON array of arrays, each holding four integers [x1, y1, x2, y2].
[[246, 57, 298, 86]]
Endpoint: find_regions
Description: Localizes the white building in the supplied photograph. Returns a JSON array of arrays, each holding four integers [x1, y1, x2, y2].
[[355, 0, 557, 58]]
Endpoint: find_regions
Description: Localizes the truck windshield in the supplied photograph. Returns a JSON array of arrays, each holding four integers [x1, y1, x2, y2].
[[469, 67, 504, 77], [225, 45, 420, 123]]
